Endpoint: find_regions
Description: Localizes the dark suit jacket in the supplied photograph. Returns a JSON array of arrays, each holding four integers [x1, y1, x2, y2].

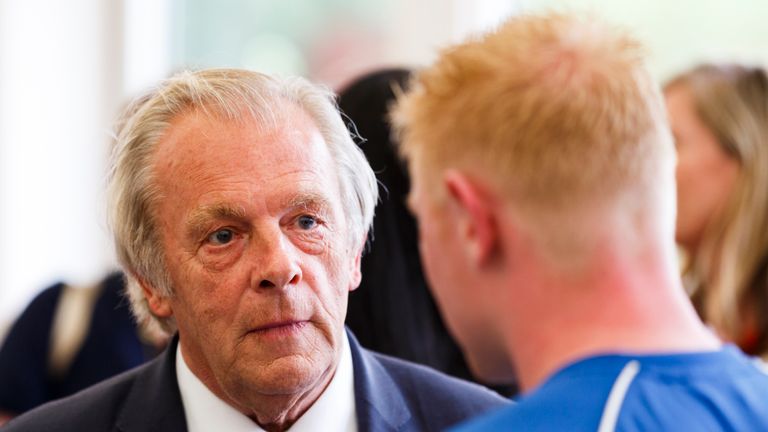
[[3, 330, 509, 431]]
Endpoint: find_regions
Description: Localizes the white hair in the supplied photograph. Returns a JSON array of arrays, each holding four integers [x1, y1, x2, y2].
[[108, 69, 378, 335]]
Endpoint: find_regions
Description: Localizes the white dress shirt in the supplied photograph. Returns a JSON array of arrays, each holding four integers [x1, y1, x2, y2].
[[176, 334, 357, 432]]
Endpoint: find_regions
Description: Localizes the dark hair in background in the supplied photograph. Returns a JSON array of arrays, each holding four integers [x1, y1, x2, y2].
[[339, 68, 515, 395]]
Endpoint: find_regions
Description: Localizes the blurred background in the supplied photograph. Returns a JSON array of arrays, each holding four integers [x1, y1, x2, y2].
[[1, 0, 767, 338]]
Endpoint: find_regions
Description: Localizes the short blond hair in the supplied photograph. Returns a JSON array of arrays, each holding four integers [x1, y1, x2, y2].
[[393, 13, 673, 219], [109, 69, 378, 335]]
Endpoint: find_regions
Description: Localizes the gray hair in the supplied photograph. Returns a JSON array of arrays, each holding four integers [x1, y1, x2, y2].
[[108, 69, 378, 335]]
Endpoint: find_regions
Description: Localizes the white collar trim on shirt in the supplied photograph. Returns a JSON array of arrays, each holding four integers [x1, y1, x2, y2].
[[176, 332, 357, 432]]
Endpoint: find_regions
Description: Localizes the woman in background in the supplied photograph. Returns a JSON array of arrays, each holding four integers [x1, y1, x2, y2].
[[665, 64, 768, 358]]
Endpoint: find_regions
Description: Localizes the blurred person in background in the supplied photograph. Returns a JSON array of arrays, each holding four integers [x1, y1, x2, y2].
[[665, 64, 768, 359], [0, 272, 164, 426], [340, 68, 466, 377], [339, 68, 515, 395], [393, 13, 768, 430]]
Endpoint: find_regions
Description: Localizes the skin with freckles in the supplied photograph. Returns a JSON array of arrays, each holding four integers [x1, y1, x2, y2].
[[140, 105, 363, 431]]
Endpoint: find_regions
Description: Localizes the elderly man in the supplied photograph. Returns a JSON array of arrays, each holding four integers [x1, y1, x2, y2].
[[4, 69, 507, 432], [393, 13, 768, 431]]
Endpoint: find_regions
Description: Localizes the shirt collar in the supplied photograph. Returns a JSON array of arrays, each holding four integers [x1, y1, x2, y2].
[[176, 333, 357, 432]]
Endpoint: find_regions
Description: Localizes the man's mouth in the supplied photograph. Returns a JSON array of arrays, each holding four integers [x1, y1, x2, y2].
[[250, 320, 309, 335]]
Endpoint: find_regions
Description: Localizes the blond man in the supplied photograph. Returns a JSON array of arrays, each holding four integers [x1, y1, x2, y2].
[[394, 13, 768, 431]]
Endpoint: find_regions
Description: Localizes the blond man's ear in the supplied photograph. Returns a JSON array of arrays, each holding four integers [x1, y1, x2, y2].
[[443, 170, 500, 267]]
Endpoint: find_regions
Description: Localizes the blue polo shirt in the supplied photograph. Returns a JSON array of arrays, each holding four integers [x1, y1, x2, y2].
[[452, 346, 768, 431]]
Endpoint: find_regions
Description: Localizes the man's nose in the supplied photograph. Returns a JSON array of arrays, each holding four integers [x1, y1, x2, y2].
[[252, 231, 302, 290]]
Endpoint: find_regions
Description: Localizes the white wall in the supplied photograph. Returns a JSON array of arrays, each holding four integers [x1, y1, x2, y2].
[[386, 0, 522, 70], [123, 0, 173, 97], [0, 0, 117, 334], [0, 0, 172, 337], [525, 0, 768, 80]]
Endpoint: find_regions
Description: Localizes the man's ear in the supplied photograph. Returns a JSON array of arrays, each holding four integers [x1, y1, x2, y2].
[[134, 273, 173, 318], [348, 235, 365, 292], [443, 170, 499, 266]]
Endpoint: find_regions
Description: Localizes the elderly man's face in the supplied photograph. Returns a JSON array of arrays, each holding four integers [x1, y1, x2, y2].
[[147, 106, 361, 416]]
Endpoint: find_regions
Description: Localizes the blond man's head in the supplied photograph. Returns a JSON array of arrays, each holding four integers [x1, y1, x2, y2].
[[393, 13, 675, 255]]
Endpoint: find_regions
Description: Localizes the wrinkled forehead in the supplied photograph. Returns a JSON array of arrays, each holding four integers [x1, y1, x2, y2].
[[149, 100, 352, 228], [155, 101, 330, 162], [150, 104, 338, 202]]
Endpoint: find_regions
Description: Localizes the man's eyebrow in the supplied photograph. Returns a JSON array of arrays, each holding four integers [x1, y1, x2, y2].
[[185, 204, 247, 238], [286, 192, 333, 213]]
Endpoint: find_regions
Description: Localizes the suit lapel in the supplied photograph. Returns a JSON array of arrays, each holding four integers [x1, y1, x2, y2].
[[111, 331, 411, 431], [348, 329, 412, 432], [115, 336, 187, 432]]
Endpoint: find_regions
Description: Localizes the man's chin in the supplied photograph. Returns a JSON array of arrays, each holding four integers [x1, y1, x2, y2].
[[228, 353, 332, 397]]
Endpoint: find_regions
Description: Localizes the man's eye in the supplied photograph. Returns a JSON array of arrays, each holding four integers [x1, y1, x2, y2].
[[207, 229, 234, 245], [297, 215, 318, 230]]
